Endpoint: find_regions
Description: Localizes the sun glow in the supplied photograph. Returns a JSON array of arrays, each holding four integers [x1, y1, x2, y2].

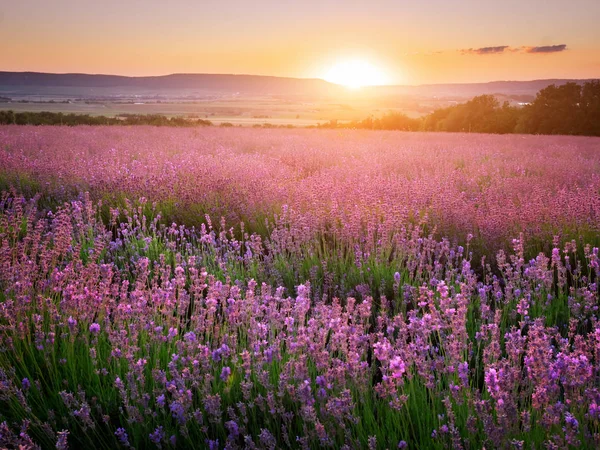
[[323, 59, 389, 89]]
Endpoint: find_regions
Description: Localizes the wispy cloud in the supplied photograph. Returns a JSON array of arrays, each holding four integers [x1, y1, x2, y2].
[[461, 46, 509, 55], [525, 44, 567, 53], [459, 44, 568, 55]]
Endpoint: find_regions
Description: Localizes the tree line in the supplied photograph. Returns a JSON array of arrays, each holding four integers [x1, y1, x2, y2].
[[0, 111, 212, 127], [1, 81, 599, 136], [320, 81, 600, 136]]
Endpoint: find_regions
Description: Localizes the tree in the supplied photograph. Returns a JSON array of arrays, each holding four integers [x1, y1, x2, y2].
[[517, 83, 582, 135], [580, 80, 600, 136]]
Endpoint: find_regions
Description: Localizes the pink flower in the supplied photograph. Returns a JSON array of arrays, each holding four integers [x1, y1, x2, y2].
[[389, 356, 406, 379]]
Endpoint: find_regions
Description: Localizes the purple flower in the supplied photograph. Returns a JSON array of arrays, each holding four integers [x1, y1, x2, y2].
[[67, 316, 77, 330], [398, 441, 408, 449], [56, 430, 69, 450], [167, 327, 178, 339], [149, 426, 165, 446], [170, 401, 186, 424], [485, 368, 500, 396], [220, 366, 231, 381], [458, 362, 469, 386], [589, 403, 600, 419], [89, 323, 101, 334], [184, 331, 196, 342], [114, 428, 129, 446], [264, 347, 274, 363], [565, 412, 579, 429], [225, 420, 239, 438], [259, 430, 276, 449], [389, 356, 406, 379], [22, 378, 31, 391]]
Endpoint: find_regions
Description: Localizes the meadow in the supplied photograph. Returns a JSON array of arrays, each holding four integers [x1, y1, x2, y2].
[[0, 125, 599, 449]]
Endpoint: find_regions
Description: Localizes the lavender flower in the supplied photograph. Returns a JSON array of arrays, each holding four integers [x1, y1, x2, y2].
[[149, 426, 165, 447], [114, 428, 129, 447], [56, 430, 69, 450], [220, 366, 232, 381]]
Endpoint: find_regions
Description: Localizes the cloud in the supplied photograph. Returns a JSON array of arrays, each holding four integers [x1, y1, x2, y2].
[[459, 44, 568, 55], [525, 44, 567, 53], [462, 46, 510, 55]]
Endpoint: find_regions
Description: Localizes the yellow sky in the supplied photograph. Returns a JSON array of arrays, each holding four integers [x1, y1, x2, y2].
[[1, 1, 599, 84]]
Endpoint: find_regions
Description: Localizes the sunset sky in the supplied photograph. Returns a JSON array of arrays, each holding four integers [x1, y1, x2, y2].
[[1, 0, 599, 85]]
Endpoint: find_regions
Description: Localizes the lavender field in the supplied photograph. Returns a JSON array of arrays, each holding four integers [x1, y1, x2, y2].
[[1, 126, 600, 449]]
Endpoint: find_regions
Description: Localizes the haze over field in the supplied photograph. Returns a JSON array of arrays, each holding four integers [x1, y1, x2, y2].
[[1, 71, 598, 126]]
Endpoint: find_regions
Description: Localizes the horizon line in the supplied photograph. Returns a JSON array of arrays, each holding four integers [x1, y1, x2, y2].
[[0, 69, 598, 88]]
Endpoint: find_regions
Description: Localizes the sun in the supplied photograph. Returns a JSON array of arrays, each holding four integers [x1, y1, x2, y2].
[[323, 59, 389, 89]]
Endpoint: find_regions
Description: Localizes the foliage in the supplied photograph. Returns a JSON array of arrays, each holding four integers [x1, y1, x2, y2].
[[422, 95, 519, 134], [0, 111, 213, 127], [323, 81, 600, 136], [321, 111, 421, 131], [517, 81, 600, 136]]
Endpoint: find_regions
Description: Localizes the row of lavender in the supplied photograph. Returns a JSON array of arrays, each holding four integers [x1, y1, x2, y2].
[[0, 191, 599, 449], [2, 126, 599, 256]]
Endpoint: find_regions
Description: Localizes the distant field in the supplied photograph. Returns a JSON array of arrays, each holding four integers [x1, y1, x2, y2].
[[0, 99, 430, 126], [0, 82, 453, 126], [2, 125, 598, 255], [0, 101, 327, 125]]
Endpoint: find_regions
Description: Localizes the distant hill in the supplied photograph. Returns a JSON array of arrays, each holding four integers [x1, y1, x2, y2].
[[0, 71, 597, 99], [0, 72, 344, 97]]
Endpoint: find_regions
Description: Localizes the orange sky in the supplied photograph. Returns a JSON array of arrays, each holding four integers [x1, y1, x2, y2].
[[1, 0, 599, 84]]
